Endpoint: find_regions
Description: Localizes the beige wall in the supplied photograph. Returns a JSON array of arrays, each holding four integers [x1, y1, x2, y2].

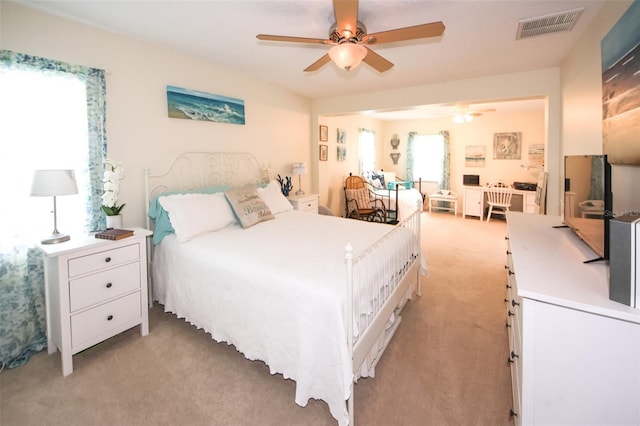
[[1, 2, 312, 228]]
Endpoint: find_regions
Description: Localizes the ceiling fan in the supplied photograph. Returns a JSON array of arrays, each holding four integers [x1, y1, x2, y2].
[[256, 0, 445, 73], [452, 106, 496, 123]]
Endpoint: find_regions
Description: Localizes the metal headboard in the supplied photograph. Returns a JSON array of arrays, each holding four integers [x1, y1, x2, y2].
[[144, 151, 269, 229]]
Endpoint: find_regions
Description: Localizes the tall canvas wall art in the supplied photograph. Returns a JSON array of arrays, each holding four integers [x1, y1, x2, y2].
[[601, 0, 640, 165]]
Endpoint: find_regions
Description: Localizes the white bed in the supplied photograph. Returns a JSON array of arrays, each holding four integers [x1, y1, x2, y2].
[[145, 152, 424, 425]]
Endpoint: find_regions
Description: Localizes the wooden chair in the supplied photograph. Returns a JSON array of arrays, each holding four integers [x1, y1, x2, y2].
[[344, 175, 387, 223], [486, 186, 513, 223]]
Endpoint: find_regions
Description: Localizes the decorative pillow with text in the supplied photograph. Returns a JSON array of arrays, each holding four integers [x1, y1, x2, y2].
[[224, 187, 274, 228]]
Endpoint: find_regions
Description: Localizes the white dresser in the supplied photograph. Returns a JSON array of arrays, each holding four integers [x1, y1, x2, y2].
[[505, 213, 640, 425], [288, 193, 319, 213], [37, 228, 152, 376]]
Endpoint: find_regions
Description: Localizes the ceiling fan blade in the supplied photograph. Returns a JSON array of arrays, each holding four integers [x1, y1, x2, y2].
[[257, 34, 330, 45], [304, 54, 332, 72], [333, 0, 359, 36], [362, 48, 394, 72], [366, 22, 445, 45]]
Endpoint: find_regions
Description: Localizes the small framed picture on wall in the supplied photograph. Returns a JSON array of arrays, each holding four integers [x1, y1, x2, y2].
[[319, 125, 328, 142], [319, 144, 328, 161]]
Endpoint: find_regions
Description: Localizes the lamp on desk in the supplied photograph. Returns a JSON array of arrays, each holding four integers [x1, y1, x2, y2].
[[292, 162, 307, 196], [30, 169, 78, 244]]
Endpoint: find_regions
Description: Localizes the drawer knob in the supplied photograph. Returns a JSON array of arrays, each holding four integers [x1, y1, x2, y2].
[[510, 409, 518, 418], [511, 299, 520, 307], [508, 310, 514, 317], [107, 315, 114, 321], [511, 351, 519, 359], [105, 257, 112, 263], [506, 284, 512, 289], [106, 282, 113, 289]]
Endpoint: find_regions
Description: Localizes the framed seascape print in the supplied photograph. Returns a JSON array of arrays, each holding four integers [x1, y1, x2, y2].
[[493, 132, 522, 160], [601, 0, 640, 165], [465, 145, 485, 167], [166, 85, 245, 125], [319, 144, 328, 161], [337, 128, 346, 144], [319, 125, 328, 142], [337, 146, 346, 161]]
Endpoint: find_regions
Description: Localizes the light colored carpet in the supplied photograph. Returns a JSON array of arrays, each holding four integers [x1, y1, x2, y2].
[[0, 212, 513, 426]]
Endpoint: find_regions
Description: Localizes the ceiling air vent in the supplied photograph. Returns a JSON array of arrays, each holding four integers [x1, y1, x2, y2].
[[516, 8, 584, 40]]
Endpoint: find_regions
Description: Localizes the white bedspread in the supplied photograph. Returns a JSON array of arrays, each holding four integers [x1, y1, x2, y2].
[[153, 211, 420, 425], [373, 187, 423, 220]]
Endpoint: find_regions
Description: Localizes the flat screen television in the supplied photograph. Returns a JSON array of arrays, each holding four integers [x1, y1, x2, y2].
[[563, 155, 612, 261]]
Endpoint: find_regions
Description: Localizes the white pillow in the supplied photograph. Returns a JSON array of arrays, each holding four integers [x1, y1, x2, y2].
[[257, 180, 294, 214], [158, 192, 237, 242]]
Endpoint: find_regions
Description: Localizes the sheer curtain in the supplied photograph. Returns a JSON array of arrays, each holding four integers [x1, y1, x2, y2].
[[0, 50, 106, 369]]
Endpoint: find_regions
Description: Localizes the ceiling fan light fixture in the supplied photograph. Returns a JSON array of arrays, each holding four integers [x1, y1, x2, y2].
[[328, 43, 367, 71], [453, 113, 473, 123]]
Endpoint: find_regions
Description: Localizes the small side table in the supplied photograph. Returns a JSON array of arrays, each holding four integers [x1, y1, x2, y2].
[[36, 227, 152, 376], [288, 193, 319, 214]]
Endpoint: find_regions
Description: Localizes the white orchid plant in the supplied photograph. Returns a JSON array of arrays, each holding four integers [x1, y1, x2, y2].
[[101, 159, 126, 216]]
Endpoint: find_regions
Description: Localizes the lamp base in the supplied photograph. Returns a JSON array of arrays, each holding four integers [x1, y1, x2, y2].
[[295, 190, 305, 196], [41, 233, 70, 244]]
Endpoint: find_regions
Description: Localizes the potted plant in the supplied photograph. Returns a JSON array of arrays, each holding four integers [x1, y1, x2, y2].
[[102, 159, 126, 228]]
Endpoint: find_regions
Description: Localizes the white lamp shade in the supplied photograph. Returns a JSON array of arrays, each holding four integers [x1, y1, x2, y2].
[[30, 169, 78, 197], [292, 162, 307, 176], [328, 43, 367, 71]]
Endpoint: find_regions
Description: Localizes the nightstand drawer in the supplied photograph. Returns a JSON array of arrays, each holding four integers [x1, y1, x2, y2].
[[69, 262, 141, 312], [68, 243, 139, 277], [289, 194, 319, 213], [71, 292, 141, 349]]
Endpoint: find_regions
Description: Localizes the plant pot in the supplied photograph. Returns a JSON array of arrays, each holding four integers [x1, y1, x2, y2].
[[106, 214, 123, 229]]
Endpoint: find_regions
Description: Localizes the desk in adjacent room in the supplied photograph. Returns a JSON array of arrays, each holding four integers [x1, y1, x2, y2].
[[462, 186, 538, 220]]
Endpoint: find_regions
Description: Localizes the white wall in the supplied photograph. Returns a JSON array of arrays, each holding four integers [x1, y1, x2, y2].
[[1, 2, 312, 228]]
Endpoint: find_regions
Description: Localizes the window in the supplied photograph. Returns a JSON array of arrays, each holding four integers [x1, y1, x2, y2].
[[359, 128, 376, 173], [410, 134, 445, 183], [0, 51, 106, 244], [0, 67, 90, 242]]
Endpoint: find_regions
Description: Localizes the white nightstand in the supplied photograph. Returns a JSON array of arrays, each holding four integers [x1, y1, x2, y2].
[[36, 227, 152, 376], [288, 194, 319, 214]]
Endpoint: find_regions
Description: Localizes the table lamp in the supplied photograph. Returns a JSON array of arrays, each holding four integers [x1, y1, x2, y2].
[[292, 162, 307, 196], [30, 169, 78, 244]]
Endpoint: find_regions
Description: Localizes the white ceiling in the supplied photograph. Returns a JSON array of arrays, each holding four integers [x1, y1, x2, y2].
[[15, 0, 605, 118]]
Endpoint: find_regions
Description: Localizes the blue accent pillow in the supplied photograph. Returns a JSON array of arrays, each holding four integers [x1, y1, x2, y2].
[[148, 186, 231, 244]]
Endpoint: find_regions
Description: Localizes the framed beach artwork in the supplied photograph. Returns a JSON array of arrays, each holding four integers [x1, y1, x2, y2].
[[528, 143, 545, 167], [493, 132, 521, 160], [465, 145, 485, 167], [319, 144, 328, 161], [166, 85, 245, 125], [601, 1, 640, 165], [319, 125, 328, 142], [337, 128, 346, 144], [337, 146, 346, 161]]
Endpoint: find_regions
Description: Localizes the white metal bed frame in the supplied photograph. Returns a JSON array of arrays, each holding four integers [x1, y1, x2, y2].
[[144, 152, 422, 425]]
